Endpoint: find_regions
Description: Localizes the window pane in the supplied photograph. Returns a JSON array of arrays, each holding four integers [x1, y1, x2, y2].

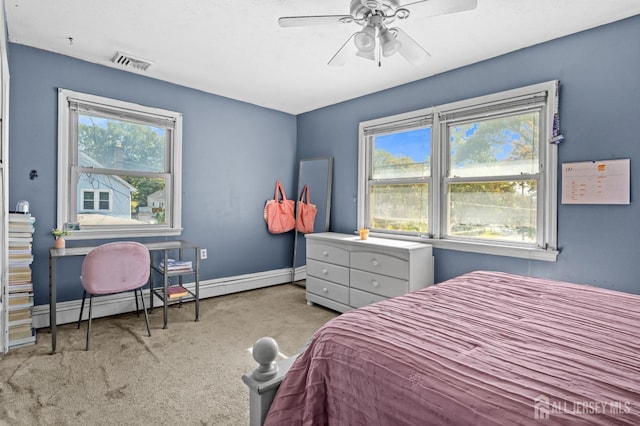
[[373, 128, 431, 179], [78, 114, 167, 173], [371, 184, 428, 232], [448, 181, 537, 243], [449, 112, 539, 178], [83, 191, 94, 210], [77, 174, 167, 226], [98, 192, 110, 210]]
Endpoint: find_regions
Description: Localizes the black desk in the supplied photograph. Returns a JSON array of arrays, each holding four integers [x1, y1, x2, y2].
[[48, 240, 200, 354]]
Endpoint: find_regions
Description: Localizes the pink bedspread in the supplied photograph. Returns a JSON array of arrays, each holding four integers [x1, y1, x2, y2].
[[264, 271, 640, 425]]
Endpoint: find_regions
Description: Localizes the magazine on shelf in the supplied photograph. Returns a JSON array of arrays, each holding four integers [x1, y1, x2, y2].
[[159, 259, 192, 271]]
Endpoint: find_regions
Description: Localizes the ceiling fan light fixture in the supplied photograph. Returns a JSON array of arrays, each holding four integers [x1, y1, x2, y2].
[[380, 29, 401, 57], [354, 25, 376, 52]]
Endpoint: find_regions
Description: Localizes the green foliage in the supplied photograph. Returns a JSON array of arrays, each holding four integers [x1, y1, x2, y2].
[[51, 228, 71, 238], [450, 112, 539, 168], [79, 117, 164, 170], [79, 116, 166, 208]]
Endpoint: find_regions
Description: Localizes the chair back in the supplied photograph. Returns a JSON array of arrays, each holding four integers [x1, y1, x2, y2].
[[81, 242, 150, 295]]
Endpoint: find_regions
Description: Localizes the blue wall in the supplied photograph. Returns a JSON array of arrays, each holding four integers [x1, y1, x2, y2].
[[8, 15, 640, 305], [297, 15, 640, 294], [8, 45, 297, 304]]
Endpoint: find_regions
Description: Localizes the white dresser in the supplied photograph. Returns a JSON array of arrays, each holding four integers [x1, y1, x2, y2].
[[305, 232, 434, 312]]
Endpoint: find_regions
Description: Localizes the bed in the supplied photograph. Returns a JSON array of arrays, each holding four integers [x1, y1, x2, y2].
[[263, 271, 640, 425]]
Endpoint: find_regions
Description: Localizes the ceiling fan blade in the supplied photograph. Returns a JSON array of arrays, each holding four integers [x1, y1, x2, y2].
[[398, 0, 477, 18], [391, 27, 431, 66], [278, 15, 354, 27], [328, 33, 375, 66]]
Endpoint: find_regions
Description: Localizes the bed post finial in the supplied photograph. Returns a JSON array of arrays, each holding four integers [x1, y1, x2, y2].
[[251, 337, 280, 381]]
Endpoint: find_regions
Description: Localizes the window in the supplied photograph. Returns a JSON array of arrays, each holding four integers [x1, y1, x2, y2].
[[57, 89, 183, 239], [358, 81, 559, 261], [82, 190, 111, 211]]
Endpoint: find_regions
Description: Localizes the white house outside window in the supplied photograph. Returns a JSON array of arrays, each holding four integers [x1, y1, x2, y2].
[[57, 89, 183, 239], [358, 81, 559, 261]]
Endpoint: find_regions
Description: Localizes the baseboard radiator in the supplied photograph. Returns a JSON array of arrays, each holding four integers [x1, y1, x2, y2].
[[32, 266, 307, 329]]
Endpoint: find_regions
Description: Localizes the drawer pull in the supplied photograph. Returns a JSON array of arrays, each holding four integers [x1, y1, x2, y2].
[[372, 259, 379, 267], [371, 280, 379, 288], [322, 287, 328, 293], [322, 250, 329, 257], [321, 268, 328, 275]]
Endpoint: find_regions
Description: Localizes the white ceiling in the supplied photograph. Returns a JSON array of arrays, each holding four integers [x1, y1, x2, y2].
[[5, 0, 640, 115]]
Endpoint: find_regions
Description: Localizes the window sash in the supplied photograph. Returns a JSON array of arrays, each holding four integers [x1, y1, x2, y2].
[[441, 104, 547, 248]]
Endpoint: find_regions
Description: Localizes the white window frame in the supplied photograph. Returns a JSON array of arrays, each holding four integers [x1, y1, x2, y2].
[[57, 88, 183, 239], [358, 81, 559, 261], [81, 189, 112, 212]]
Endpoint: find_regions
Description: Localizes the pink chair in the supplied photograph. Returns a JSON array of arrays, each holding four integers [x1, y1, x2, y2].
[[77, 241, 151, 350]]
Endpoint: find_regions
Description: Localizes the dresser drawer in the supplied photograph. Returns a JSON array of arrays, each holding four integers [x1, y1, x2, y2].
[[307, 242, 349, 267], [350, 251, 409, 280], [307, 259, 349, 286], [350, 288, 386, 309], [307, 276, 349, 305], [350, 269, 409, 299]]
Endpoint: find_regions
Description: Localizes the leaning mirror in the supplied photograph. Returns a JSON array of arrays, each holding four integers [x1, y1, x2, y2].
[[292, 157, 333, 282]]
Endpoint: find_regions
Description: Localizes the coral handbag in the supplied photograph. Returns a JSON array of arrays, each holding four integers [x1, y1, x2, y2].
[[295, 185, 317, 234], [264, 181, 296, 234]]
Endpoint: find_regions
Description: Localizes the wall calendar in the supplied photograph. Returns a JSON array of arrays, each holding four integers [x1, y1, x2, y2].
[[561, 159, 630, 205]]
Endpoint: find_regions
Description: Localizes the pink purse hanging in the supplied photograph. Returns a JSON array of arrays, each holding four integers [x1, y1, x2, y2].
[[264, 181, 296, 234], [296, 185, 317, 234]]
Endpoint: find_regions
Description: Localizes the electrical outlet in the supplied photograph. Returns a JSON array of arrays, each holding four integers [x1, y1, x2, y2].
[[200, 248, 208, 260]]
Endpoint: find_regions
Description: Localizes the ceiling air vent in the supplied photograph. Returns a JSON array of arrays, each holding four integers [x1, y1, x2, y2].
[[111, 52, 153, 71]]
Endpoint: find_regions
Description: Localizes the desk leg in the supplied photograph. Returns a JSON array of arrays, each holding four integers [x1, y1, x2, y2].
[[49, 255, 57, 354], [195, 249, 200, 322], [163, 250, 169, 329], [149, 252, 155, 314]]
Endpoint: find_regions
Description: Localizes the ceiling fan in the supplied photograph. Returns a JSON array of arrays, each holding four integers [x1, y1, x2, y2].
[[278, 0, 478, 67]]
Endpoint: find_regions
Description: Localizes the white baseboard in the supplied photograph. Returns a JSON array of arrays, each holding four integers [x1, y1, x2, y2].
[[32, 266, 307, 329]]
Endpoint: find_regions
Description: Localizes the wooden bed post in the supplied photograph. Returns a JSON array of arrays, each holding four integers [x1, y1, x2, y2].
[[242, 337, 299, 426]]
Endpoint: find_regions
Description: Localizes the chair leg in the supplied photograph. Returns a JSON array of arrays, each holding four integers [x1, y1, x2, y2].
[[86, 294, 93, 351], [77, 290, 87, 329], [135, 288, 140, 317], [138, 288, 151, 337]]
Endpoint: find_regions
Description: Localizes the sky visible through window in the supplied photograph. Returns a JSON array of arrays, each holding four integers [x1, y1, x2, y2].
[[376, 124, 518, 165], [375, 127, 431, 163]]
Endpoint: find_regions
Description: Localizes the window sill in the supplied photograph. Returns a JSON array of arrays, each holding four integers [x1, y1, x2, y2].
[[367, 232, 559, 262]]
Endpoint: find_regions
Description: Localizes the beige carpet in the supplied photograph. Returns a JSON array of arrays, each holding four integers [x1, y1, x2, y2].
[[0, 283, 338, 425]]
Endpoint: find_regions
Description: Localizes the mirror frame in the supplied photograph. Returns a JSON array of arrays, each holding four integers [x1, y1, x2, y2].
[[292, 157, 333, 282]]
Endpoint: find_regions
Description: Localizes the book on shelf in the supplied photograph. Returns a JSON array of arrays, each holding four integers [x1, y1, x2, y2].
[[9, 256, 34, 266], [8, 317, 32, 327], [8, 242, 32, 249], [8, 224, 35, 233], [8, 293, 33, 309], [8, 212, 35, 223], [8, 232, 34, 239], [8, 323, 34, 340], [159, 259, 192, 271], [9, 274, 32, 285], [9, 248, 33, 255], [8, 324, 36, 348], [7, 283, 33, 293], [8, 307, 32, 323], [8, 335, 36, 349], [8, 237, 33, 245], [167, 285, 189, 299]]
